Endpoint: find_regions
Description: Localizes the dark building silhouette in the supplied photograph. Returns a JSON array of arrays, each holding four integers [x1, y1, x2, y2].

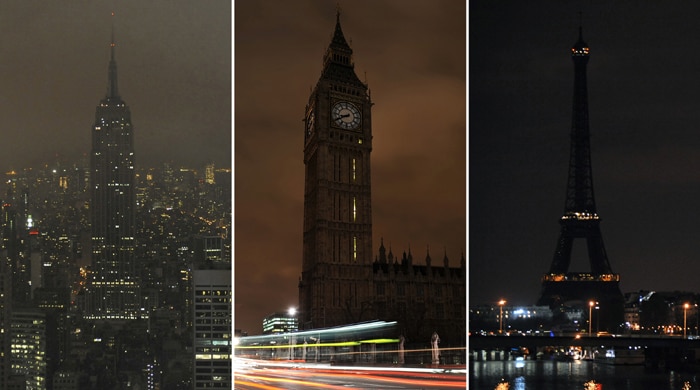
[[537, 28, 624, 331], [298, 12, 374, 330], [298, 13, 465, 349], [3, 202, 29, 305], [85, 24, 140, 320], [0, 258, 10, 389]]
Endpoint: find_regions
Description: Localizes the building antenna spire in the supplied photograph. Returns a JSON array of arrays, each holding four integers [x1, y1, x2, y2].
[[107, 11, 119, 98], [110, 11, 116, 59], [578, 11, 584, 38]]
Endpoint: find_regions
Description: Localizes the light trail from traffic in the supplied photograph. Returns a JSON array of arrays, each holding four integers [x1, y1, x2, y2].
[[234, 357, 467, 389]]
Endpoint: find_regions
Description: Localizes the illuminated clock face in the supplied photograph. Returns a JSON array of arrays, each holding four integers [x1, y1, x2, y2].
[[331, 101, 361, 130]]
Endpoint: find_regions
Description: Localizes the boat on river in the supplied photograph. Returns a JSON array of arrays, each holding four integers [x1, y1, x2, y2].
[[594, 346, 645, 365]]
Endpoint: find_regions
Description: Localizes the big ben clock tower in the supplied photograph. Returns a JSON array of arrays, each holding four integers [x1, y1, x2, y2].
[[299, 12, 374, 329]]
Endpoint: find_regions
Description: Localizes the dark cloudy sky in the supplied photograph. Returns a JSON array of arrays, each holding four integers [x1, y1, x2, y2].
[[234, 1, 466, 334], [0, 1, 230, 170], [471, 2, 700, 308]]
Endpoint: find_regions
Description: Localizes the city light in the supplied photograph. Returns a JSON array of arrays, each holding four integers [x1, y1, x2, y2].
[[498, 299, 506, 334], [684, 302, 690, 339], [234, 358, 466, 389], [0, 3, 232, 389], [589, 300, 595, 337]]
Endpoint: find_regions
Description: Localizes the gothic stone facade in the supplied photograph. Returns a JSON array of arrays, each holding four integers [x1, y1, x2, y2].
[[298, 14, 465, 347]]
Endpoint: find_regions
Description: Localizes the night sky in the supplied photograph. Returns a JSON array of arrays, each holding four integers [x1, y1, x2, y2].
[[470, 2, 700, 308], [0, 1, 231, 170], [234, 1, 466, 334]]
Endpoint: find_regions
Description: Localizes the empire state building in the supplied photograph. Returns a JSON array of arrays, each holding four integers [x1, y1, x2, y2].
[[85, 27, 139, 320]]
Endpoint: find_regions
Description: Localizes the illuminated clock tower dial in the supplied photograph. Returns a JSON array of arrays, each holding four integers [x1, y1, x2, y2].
[[331, 101, 361, 130]]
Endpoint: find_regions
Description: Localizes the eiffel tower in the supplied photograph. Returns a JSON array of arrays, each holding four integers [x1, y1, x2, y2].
[[537, 27, 624, 332]]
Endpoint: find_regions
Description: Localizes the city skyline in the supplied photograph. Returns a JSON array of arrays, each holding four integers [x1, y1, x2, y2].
[[235, 1, 466, 334], [0, 1, 230, 170], [471, 3, 700, 308], [0, 3, 232, 386]]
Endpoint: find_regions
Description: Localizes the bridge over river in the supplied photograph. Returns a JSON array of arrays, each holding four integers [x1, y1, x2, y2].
[[470, 334, 700, 350], [469, 335, 700, 370]]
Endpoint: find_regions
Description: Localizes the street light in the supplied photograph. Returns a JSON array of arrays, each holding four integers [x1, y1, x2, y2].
[[588, 301, 595, 337], [498, 300, 506, 334], [288, 307, 297, 360], [684, 303, 690, 339], [288, 307, 298, 331]]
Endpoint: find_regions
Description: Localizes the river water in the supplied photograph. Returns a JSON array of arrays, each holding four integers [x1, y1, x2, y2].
[[470, 360, 700, 389]]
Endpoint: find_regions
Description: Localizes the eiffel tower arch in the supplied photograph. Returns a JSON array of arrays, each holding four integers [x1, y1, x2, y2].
[[537, 27, 624, 332]]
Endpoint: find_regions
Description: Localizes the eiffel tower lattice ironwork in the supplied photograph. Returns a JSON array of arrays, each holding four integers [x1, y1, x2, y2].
[[537, 27, 624, 331]]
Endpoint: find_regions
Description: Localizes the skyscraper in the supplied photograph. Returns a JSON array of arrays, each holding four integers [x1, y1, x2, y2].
[[10, 309, 46, 389], [85, 22, 140, 320], [0, 259, 10, 389], [193, 269, 231, 389]]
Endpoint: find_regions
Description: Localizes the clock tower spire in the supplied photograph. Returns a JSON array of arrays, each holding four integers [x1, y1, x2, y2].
[[323, 10, 353, 69]]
